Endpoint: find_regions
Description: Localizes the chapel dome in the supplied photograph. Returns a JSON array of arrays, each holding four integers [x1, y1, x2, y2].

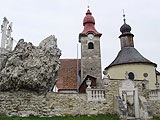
[[120, 23, 131, 34]]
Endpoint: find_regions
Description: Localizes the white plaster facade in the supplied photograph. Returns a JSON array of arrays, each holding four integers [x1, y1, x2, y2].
[[105, 64, 157, 89]]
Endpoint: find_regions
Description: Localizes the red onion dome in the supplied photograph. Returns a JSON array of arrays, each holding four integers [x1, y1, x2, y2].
[[83, 9, 95, 26]]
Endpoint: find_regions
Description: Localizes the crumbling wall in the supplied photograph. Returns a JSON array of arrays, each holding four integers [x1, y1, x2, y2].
[[0, 35, 61, 93], [0, 48, 11, 71], [0, 91, 111, 117], [149, 100, 160, 117]]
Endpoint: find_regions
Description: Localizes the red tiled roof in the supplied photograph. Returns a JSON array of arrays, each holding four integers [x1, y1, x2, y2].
[[56, 59, 81, 91], [80, 9, 101, 35]]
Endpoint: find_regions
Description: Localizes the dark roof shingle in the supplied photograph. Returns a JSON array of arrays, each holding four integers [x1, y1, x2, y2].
[[105, 47, 157, 69]]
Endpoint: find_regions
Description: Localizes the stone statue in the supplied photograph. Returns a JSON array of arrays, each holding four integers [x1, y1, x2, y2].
[[125, 71, 129, 80], [0, 17, 13, 51], [6, 22, 13, 51], [1, 17, 9, 48]]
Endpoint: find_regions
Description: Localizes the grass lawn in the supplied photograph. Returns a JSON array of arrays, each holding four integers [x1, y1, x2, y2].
[[0, 114, 120, 120], [154, 117, 160, 120]]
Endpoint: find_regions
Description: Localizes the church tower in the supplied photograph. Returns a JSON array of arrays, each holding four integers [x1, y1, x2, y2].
[[79, 9, 102, 87]]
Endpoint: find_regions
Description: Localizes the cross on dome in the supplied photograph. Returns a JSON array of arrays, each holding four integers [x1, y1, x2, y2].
[[120, 11, 132, 34]]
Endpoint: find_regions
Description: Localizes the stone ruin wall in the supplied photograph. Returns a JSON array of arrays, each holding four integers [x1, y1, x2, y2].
[[148, 100, 160, 117], [0, 91, 112, 117], [0, 35, 61, 93], [0, 79, 160, 117]]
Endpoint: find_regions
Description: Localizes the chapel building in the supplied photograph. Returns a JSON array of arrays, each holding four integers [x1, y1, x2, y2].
[[103, 16, 160, 90]]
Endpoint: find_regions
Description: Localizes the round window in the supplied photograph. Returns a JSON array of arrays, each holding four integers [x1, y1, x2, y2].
[[128, 72, 135, 80], [143, 73, 148, 78]]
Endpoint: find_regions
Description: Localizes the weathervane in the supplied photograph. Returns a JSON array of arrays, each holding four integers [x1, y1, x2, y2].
[[123, 9, 126, 23]]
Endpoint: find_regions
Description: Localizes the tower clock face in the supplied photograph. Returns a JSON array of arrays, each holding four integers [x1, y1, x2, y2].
[[87, 34, 94, 40]]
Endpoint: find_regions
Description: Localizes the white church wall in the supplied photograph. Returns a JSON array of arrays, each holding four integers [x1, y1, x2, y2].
[[105, 64, 157, 89]]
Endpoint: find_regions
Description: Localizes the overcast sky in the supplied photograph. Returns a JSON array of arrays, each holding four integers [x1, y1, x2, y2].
[[0, 0, 160, 71]]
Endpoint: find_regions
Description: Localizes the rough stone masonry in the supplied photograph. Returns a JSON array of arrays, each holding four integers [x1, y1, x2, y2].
[[0, 91, 111, 117], [0, 35, 61, 93]]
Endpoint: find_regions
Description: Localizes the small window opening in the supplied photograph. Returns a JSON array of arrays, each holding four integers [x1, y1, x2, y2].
[[128, 72, 135, 80], [88, 42, 94, 49], [142, 83, 145, 89]]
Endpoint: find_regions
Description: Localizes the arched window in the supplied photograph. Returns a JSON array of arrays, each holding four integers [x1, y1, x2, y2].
[[128, 72, 135, 80], [88, 42, 94, 49]]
